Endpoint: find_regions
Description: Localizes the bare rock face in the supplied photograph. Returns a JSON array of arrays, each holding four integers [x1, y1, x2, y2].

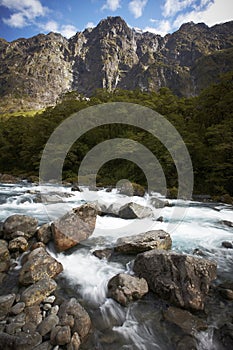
[[3, 214, 38, 240], [19, 247, 63, 285], [1, 17, 233, 113], [107, 273, 148, 306], [51, 204, 98, 252], [115, 230, 172, 254], [133, 250, 217, 310], [118, 202, 153, 219]]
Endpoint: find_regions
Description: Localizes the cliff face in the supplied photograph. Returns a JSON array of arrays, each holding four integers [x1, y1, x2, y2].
[[0, 16, 233, 112]]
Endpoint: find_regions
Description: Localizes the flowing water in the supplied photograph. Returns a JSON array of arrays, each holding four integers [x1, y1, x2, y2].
[[0, 182, 233, 349]]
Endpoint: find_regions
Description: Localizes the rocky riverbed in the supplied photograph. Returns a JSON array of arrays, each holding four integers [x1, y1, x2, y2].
[[0, 183, 232, 349]]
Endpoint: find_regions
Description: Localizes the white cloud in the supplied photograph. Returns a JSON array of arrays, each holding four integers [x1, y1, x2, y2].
[[60, 25, 77, 38], [2, 12, 26, 28], [0, 0, 48, 27], [41, 20, 59, 33], [144, 20, 172, 36], [128, 0, 148, 18], [162, 0, 197, 18], [173, 0, 233, 28], [85, 22, 95, 28], [102, 0, 121, 11]]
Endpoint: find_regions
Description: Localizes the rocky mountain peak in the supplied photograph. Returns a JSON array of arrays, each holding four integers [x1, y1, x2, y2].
[[0, 16, 232, 113]]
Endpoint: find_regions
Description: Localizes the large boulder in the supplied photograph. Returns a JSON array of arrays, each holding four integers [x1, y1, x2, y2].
[[133, 250, 217, 310], [19, 247, 63, 285], [58, 298, 91, 341], [118, 202, 153, 219], [114, 230, 172, 254], [21, 278, 57, 306], [3, 215, 38, 240], [107, 273, 148, 306], [51, 204, 98, 252]]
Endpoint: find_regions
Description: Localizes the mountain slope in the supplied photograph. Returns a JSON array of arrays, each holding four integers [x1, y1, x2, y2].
[[0, 16, 233, 113]]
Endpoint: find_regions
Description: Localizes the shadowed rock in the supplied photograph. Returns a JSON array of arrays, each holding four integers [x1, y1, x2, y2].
[[133, 250, 217, 310]]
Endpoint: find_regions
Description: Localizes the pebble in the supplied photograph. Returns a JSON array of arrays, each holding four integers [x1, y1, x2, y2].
[[43, 303, 52, 311], [43, 295, 56, 304]]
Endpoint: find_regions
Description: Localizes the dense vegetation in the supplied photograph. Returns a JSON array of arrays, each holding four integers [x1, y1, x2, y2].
[[0, 71, 232, 198]]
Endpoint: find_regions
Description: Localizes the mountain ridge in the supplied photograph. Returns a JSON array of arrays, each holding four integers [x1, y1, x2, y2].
[[0, 16, 233, 113]]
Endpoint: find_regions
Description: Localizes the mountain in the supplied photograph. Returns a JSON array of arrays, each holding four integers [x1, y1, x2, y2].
[[0, 16, 233, 113]]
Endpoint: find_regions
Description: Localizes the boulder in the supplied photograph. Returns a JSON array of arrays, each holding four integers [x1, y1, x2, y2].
[[118, 202, 153, 219], [36, 224, 52, 244], [3, 215, 38, 240], [221, 241, 233, 249], [107, 273, 148, 306], [0, 331, 42, 350], [163, 306, 208, 335], [0, 240, 10, 273], [133, 250, 217, 310], [8, 237, 28, 252], [115, 230, 172, 254], [118, 182, 145, 197], [21, 278, 57, 306], [0, 294, 15, 319], [51, 204, 98, 252], [93, 248, 113, 260], [58, 298, 91, 341], [50, 325, 71, 346], [10, 302, 25, 315], [37, 314, 59, 336], [25, 305, 42, 326], [149, 197, 170, 208], [19, 247, 63, 285]]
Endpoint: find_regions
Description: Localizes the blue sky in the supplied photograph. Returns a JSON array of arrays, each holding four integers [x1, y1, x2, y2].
[[0, 0, 232, 42]]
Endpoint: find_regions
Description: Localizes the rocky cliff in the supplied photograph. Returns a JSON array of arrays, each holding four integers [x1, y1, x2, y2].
[[0, 16, 233, 113]]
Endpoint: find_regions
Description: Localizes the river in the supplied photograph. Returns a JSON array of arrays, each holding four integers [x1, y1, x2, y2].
[[0, 182, 233, 349]]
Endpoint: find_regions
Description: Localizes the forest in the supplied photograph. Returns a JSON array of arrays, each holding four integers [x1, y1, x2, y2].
[[0, 71, 232, 200]]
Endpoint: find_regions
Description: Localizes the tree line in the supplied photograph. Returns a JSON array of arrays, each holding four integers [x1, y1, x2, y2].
[[0, 71, 232, 198]]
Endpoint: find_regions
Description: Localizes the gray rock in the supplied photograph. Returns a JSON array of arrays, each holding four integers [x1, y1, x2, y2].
[[8, 237, 28, 252], [10, 302, 25, 315], [163, 306, 208, 335], [176, 336, 197, 350], [149, 197, 170, 208], [107, 273, 148, 306], [36, 224, 52, 244], [34, 341, 53, 350], [0, 294, 15, 319], [58, 298, 91, 340], [3, 215, 38, 240], [49, 305, 59, 315], [93, 248, 113, 260], [21, 278, 57, 306], [115, 230, 172, 254], [50, 325, 71, 345], [220, 220, 233, 228], [5, 321, 25, 335], [51, 204, 98, 252], [0, 240, 10, 273], [118, 202, 153, 219], [25, 305, 42, 326], [37, 314, 59, 336], [19, 247, 63, 285], [0, 331, 42, 350], [133, 250, 217, 310]]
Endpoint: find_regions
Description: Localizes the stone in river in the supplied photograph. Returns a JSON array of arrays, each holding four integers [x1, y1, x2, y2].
[[133, 249, 217, 310], [3, 214, 38, 240], [115, 230, 172, 254], [118, 202, 153, 219], [51, 204, 98, 252], [107, 273, 148, 306], [21, 278, 57, 306]]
